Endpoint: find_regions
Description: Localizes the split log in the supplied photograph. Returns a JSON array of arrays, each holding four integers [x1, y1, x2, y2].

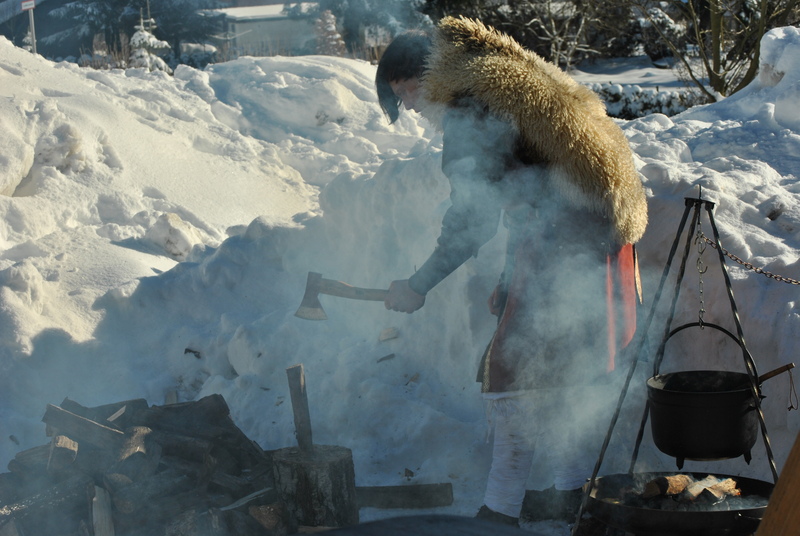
[[73, 444, 119, 481], [138, 396, 265, 468], [92, 485, 114, 536], [7, 444, 74, 496], [683, 474, 725, 500], [684, 476, 740, 502], [137, 395, 232, 432], [149, 430, 213, 463], [355, 483, 454, 509], [642, 474, 693, 498], [8, 444, 54, 475], [50, 435, 80, 470], [60, 397, 149, 430], [248, 502, 297, 535], [164, 507, 230, 536], [286, 364, 313, 453], [0, 473, 21, 507], [159, 454, 254, 497], [272, 445, 359, 528], [113, 490, 230, 535], [707, 477, 740, 497], [214, 460, 275, 503], [107, 467, 197, 514], [107, 426, 162, 481], [226, 509, 276, 536], [42, 404, 126, 451], [0, 473, 94, 535]]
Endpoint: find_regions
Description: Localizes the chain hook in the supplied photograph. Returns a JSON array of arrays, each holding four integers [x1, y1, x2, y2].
[[788, 369, 798, 411]]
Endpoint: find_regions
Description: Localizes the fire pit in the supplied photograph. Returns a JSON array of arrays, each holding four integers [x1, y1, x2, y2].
[[585, 472, 772, 536]]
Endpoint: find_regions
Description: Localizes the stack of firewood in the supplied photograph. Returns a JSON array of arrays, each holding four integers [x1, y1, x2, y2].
[[0, 394, 294, 536]]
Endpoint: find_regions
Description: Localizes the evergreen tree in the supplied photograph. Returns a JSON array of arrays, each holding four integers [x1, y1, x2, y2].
[[49, 0, 132, 52], [129, 7, 172, 72], [315, 10, 347, 56], [294, 0, 430, 51], [48, 0, 224, 60], [145, 0, 224, 57]]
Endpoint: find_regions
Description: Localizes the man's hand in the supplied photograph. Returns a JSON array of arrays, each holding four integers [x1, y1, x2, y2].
[[385, 279, 426, 313]]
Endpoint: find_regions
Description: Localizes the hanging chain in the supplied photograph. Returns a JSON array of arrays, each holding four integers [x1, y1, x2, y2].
[[697, 232, 800, 285], [694, 222, 708, 326]]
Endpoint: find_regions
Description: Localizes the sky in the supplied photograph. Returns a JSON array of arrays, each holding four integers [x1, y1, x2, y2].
[[1, 26, 800, 535]]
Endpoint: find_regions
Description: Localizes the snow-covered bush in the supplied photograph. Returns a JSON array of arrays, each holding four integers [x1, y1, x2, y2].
[[129, 15, 172, 74], [178, 43, 217, 69], [586, 82, 707, 119]]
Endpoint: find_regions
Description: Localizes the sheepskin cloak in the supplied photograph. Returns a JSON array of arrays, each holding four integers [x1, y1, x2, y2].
[[422, 16, 648, 245]]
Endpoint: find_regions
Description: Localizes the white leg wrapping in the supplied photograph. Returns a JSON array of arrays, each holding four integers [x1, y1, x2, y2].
[[482, 397, 534, 518]]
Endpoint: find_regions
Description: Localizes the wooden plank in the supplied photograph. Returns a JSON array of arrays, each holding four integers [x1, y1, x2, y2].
[[286, 364, 313, 452], [138, 395, 231, 430], [756, 431, 800, 536], [92, 486, 115, 536], [355, 483, 454, 509], [42, 404, 125, 451], [310, 514, 522, 535], [60, 397, 149, 429]]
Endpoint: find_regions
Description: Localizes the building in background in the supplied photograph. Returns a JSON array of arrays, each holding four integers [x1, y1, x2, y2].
[[208, 2, 317, 57]]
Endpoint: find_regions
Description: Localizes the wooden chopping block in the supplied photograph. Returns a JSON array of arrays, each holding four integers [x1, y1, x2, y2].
[[272, 365, 359, 528], [756, 431, 800, 535]]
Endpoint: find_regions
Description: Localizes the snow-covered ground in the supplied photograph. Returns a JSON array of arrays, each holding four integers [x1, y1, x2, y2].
[[2, 26, 800, 535]]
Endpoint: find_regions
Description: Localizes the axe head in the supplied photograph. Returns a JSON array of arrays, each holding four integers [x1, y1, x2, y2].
[[295, 272, 327, 320]]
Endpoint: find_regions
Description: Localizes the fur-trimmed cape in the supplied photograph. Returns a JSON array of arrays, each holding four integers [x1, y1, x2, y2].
[[422, 16, 648, 244]]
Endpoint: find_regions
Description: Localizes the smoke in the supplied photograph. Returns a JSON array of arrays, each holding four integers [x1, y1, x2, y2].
[[380, 88, 639, 495]]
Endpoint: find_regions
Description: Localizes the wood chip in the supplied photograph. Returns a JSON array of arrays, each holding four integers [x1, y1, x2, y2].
[[379, 327, 399, 342]]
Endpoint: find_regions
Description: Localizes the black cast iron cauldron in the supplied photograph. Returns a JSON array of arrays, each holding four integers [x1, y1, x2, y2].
[[585, 472, 773, 536], [647, 364, 793, 464]]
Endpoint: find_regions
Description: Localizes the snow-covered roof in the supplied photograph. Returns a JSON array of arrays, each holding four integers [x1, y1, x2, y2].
[[210, 2, 317, 22]]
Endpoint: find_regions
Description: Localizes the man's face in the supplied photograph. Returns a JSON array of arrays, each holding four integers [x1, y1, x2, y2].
[[389, 77, 422, 113]]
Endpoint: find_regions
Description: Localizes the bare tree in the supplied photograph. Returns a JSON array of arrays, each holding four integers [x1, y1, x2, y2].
[[477, 0, 600, 69], [631, 0, 800, 100]]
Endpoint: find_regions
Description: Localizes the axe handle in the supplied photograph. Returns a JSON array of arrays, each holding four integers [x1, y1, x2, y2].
[[319, 278, 388, 301]]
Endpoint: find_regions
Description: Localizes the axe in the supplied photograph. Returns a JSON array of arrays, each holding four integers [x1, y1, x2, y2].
[[294, 271, 388, 320]]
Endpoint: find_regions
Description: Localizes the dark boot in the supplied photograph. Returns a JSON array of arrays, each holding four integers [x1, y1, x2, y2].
[[475, 505, 520, 528], [571, 514, 610, 536], [521, 487, 583, 522]]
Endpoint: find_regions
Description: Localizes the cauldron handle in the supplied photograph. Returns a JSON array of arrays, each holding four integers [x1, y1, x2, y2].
[[758, 362, 796, 384], [653, 321, 756, 379]]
